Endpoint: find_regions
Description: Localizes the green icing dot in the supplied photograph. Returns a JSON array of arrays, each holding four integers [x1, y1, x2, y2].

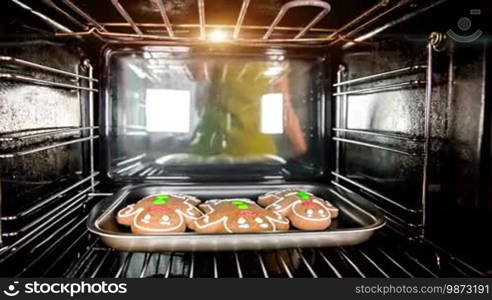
[[297, 191, 311, 200], [231, 200, 249, 210], [153, 194, 169, 205], [153, 199, 167, 205]]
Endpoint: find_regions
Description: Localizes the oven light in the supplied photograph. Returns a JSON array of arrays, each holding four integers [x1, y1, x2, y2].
[[208, 29, 228, 42]]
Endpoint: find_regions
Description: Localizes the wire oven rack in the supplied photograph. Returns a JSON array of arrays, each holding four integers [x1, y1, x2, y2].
[[0, 55, 99, 253], [9, 0, 421, 45], [55, 230, 483, 278], [332, 49, 433, 237]]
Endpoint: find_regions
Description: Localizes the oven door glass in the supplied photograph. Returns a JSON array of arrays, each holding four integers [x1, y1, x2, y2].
[[104, 48, 327, 181]]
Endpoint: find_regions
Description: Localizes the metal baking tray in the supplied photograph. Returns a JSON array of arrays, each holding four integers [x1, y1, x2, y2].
[[87, 183, 385, 251]]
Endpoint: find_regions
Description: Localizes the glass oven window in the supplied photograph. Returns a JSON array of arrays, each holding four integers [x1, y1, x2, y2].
[[105, 49, 327, 180]]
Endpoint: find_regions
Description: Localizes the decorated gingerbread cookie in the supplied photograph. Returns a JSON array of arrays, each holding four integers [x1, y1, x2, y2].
[[257, 190, 339, 231], [191, 199, 290, 233], [116, 194, 203, 234]]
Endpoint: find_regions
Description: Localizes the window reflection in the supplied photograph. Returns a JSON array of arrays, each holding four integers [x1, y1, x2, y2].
[[145, 89, 191, 133], [261, 93, 284, 134]]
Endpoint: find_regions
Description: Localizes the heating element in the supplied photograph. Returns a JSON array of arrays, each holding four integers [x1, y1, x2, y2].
[[10, 0, 430, 45]]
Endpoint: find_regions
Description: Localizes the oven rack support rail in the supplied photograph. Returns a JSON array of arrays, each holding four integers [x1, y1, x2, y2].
[[332, 38, 438, 237], [57, 234, 484, 278], [9, 0, 447, 46], [0, 57, 99, 245]]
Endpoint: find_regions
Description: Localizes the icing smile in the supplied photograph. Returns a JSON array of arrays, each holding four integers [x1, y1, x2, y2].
[[149, 206, 171, 212]]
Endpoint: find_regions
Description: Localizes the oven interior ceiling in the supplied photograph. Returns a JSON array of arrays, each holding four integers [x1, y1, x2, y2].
[[0, 0, 491, 278]]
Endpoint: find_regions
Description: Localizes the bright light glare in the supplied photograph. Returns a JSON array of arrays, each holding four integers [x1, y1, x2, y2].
[[263, 66, 283, 77], [261, 93, 284, 134], [145, 89, 191, 133], [208, 30, 228, 42]]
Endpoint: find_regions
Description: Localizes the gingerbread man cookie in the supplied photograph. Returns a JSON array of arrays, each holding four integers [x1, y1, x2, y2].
[[257, 190, 339, 231], [191, 199, 290, 233], [116, 194, 203, 234]]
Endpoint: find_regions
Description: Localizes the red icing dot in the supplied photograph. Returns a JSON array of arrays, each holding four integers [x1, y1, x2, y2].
[[238, 210, 257, 217], [149, 206, 170, 212], [301, 201, 316, 207]]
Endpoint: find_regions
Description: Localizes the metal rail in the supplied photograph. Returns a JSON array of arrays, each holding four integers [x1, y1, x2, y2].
[[152, 0, 174, 37], [101, 23, 336, 33], [326, 0, 389, 41], [110, 0, 142, 35], [331, 180, 421, 229], [332, 80, 426, 96], [332, 137, 417, 156], [0, 56, 98, 82], [68, 241, 483, 278], [0, 73, 98, 92], [0, 195, 91, 264], [0, 126, 98, 142], [11, 0, 72, 33], [233, 0, 250, 39], [263, 0, 331, 40], [332, 128, 421, 142], [331, 172, 421, 213], [59, 0, 106, 32], [197, 0, 206, 40], [1, 172, 98, 221], [333, 65, 427, 87], [0, 135, 99, 159], [1, 183, 97, 238], [42, 0, 86, 29], [420, 42, 433, 237], [332, 0, 414, 46]]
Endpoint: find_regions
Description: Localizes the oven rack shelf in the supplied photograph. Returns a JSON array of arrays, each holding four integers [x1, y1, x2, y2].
[[331, 173, 422, 215], [334, 50, 435, 236], [0, 56, 98, 83], [0, 190, 93, 264], [333, 65, 428, 87], [0, 127, 99, 159], [1, 172, 99, 222], [10, 0, 419, 45], [59, 232, 484, 278], [0, 56, 98, 92], [1, 183, 98, 239], [0, 126, 97, 143]]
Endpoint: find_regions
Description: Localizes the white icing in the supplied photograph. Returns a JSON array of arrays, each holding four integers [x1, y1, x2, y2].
[[318, 209, 326, 215], [204, 198, 255, 205], [237, 217, 247, 224], [254, 217, 264, 223], [183, 200, 203, 219], [306, 209, 314, 216], [238, 224, 250, 229], [133, 210, 185, 232], [291, 199, 331, 222], [161, 215, 170, 222], [117, 205, 141, 218], [142, 213, 152, 223], [193, 216, 233, 233], [259, 223, 269, 228]]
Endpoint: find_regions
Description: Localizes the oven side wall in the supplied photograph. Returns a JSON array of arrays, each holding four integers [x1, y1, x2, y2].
[[333, 1, 492, 269]]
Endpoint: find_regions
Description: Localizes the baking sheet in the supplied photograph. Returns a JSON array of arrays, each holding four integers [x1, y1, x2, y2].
[[87, 183, 385, 251]]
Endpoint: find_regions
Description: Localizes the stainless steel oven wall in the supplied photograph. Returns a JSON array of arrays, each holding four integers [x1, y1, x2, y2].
[[334, 1, 491, 269], [0, 2, 97, 276]]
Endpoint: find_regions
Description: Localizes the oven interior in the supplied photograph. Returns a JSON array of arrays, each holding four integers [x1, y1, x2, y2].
[[0, 0, 490, 278]]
